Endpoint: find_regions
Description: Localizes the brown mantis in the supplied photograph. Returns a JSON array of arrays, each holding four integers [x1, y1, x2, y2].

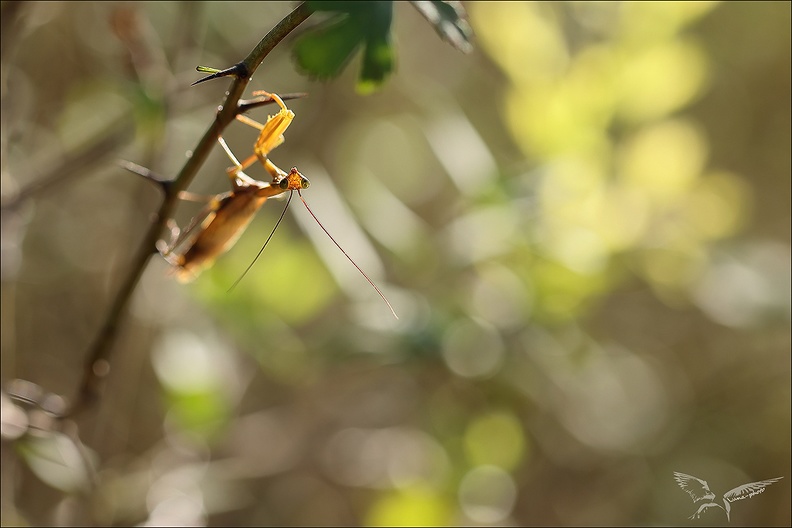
[[156, 91, 398, 318]]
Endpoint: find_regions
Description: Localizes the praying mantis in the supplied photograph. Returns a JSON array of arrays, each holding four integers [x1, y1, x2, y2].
[[157, 91, 398, 318]]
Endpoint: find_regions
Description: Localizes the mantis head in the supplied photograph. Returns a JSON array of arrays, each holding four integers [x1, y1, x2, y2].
[[279, 167, 310, 191]]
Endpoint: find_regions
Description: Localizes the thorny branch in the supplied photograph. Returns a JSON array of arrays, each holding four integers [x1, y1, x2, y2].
[[68, 2, 313, 416]]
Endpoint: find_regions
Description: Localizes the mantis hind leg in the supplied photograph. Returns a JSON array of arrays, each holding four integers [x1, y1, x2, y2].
[[158, 196, 222, 261], [177, 190, 214, 203], [157, 218, 181, 258]]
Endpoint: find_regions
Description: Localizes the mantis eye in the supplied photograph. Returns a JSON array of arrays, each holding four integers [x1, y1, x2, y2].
[[279, 178, 290, 190], [301, 178, 311, 189]]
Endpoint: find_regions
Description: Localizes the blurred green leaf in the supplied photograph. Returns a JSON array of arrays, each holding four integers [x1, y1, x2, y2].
[[358, 32, 394, 94], [464, 411, 527, 471], [292, 14, 363, 79], [199, 232, 337, 326], [294, 1, 395, 92], [167, 389, 230, 440], [409, 1, 473, 53], [366, 485, 453, 527], [16, 432, 94, 493]]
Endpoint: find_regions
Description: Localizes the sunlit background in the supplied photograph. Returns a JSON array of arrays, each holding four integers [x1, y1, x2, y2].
[[1, 2, 790, 526]]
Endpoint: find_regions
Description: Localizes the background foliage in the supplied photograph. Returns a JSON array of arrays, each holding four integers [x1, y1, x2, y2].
[[1, 2, 790, 526]]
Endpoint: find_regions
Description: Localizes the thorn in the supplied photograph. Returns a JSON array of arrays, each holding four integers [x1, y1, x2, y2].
[[118, 160, 171, 194], [238, 92, 310, 112], [192, 62, 250, 86]]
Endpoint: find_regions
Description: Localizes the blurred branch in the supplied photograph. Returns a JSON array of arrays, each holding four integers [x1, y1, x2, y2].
[[0, 1, 26, 64], [409, 1, 473, 53], [1, 117, 135, 211], [68, 2, 313, 417]]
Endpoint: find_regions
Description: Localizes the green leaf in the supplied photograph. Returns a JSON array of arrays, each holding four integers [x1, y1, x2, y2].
[[293, 14, 363, 79], [294, 1, 395, 92], [358, 33, 394, 94], [410, 1, 474, 53]]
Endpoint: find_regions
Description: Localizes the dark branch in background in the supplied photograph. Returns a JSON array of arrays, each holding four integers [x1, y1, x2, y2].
[[0, 1, 26, 64], [1, 118, 135, 211], [67, 2, 313, 417]]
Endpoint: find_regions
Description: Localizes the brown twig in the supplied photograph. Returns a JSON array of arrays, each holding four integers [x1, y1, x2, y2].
[[67, 2, 313, 417]]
